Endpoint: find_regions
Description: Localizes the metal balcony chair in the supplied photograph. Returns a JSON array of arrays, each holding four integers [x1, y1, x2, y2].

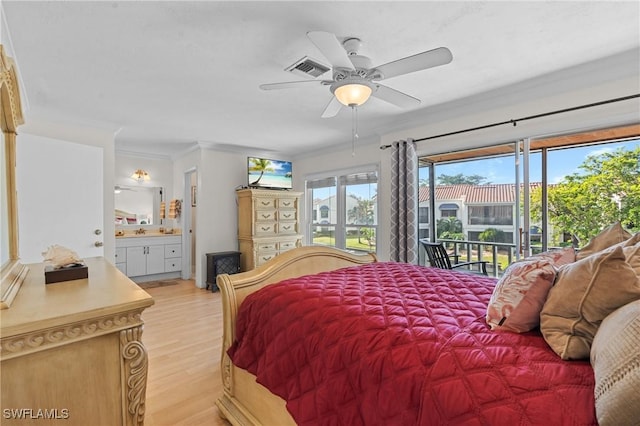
[[420, 239, 488, 276]]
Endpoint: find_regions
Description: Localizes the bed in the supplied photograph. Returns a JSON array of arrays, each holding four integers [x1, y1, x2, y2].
[[215, 244, 637, 425]]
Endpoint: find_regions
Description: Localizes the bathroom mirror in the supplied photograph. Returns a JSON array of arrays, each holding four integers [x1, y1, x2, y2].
[[114, 185, 163, 226], [1, 45, 28, 309]]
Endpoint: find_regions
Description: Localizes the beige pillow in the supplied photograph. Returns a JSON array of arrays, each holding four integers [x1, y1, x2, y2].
[[591, 299, 640, 426], [576, 222, 632, 260], [540, 246, 640, 360], [624, 243, 640, 276]]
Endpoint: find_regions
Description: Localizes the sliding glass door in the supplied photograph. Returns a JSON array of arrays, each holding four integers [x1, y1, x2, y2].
[[419, 125, 640, 276]]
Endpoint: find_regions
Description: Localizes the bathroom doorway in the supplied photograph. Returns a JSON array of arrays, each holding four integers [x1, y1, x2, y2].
[[182, 168, 197, 280]]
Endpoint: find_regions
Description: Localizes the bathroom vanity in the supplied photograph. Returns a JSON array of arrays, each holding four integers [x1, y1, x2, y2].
[[115, 233, 182, 283]]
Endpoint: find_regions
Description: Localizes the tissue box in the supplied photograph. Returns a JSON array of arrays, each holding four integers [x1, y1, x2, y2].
[[45, 263, 88, 284]]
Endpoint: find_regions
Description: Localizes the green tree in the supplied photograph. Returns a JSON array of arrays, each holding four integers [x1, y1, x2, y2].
[[248, 158, 274, 186], [437, 173, 489, 185], [531, 146, 640, 246], [348, 196, 375, 244], [479, 228, 507, 243], [437, 217, 464, 240], [347, 196, 374, 225]]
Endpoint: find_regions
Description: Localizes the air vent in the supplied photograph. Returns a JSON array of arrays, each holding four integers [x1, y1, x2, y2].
[[285, 56, 331, 78]]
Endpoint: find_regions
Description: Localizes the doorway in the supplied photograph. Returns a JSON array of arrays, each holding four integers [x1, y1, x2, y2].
[[182, 168, 197, 280]]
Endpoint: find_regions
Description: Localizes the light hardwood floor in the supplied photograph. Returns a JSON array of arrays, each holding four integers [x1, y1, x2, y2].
[[141, 280, 230, 426]]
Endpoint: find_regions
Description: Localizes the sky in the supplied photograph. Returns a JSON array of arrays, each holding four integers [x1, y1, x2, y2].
[[419, 139, 639, 185]]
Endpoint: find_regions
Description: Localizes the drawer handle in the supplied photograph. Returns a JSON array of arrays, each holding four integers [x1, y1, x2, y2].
[[261, 226, 270, 231], [282, 225, 291, 230], [261, 201, 270, 206], [261, 214, 270, 218], [282, 201, 291, 206], [282, 213, 292, 218]]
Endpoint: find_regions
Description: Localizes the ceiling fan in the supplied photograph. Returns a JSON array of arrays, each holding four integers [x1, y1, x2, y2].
[[114, 185, 135, 194], [259, 31, 453, 118]]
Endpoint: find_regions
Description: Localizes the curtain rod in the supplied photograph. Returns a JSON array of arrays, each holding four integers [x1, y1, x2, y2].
[[379, 93, 640, 150]]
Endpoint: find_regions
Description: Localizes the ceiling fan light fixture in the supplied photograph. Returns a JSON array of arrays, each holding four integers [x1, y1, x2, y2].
[[332, 79, 374, 107]]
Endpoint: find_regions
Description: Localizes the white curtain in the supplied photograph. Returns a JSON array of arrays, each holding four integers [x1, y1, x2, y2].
[[390, 139, 418, 263]]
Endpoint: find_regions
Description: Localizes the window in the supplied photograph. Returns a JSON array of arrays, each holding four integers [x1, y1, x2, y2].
[[418, 124, 639, 276], [307, 169, 378, 253], [418, 207, 429, 223], [440, 209, 457, 218], [468, 205, 513, 225], [319, 205, 329, 219]]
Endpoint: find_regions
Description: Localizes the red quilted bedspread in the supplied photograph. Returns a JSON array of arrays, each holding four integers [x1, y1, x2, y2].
[[228, 262, 596, 425]]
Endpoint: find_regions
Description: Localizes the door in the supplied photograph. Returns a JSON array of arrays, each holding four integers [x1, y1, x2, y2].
[[16, 133, 104, 262]]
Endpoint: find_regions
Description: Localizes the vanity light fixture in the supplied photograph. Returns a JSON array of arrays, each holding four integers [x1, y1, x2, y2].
[[131, 169, 151, 183]]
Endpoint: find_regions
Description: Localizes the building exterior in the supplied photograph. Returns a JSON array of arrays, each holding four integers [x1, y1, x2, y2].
[[418, 183, 544, 243]]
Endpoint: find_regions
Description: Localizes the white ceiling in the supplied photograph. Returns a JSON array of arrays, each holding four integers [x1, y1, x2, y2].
[[2, 1, 639, 158]]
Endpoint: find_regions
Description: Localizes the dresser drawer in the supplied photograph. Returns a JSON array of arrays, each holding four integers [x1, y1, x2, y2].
[[255, 197, 275, 209], [277, 198, 297, 209], [255, 209, 277, 222], [277, 222, 297, 234], [165, 244, 182, 258], [255, 252, 277, 266], [278, 210, 297, 221], [257, 242, 278, 252], [255, 222, 277, 236], [165, 258, 181, 272], [278, 240, 299, 251]]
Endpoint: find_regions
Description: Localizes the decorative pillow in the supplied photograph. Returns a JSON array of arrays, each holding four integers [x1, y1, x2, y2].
[[576, 222, 632, 260], [591, 299, 640, 426], [526, 246, 576, 266], [624, 243, 640, 276], [540, 246, 640, 359], [486, 258, 557, 333], [486, 247, 575, 333]]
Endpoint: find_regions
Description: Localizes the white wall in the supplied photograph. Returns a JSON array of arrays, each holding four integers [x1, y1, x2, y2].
[[172, 146, 247, 288]]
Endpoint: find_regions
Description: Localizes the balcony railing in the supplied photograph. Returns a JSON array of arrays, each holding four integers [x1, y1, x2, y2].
[[421, 238, 567, 277], [421, 239, 517, 278]]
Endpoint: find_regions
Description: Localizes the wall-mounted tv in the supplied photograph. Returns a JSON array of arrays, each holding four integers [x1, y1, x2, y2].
[[247, 157, 292, 190]]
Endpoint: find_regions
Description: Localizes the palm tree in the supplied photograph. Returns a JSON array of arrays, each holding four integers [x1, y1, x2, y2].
[[249, 158, 275, 186]]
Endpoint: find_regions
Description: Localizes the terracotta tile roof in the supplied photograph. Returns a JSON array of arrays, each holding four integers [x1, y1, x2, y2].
[[419, 183, 544, 204]]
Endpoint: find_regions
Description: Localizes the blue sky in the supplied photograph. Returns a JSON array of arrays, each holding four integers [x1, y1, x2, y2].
[[420, 139, 639, 185]]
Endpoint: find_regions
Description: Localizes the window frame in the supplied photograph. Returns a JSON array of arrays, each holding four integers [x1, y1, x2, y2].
[[305, 164, 379, 254]]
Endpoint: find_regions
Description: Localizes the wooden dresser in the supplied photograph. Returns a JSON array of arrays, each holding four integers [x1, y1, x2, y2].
[[0, 257, 154, 426], [237, 188, 303, 271]]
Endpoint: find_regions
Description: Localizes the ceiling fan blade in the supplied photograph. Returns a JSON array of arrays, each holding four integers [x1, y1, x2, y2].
[[259, 80, 330, 90], [374, 47, 453, 80], [307, 31, 355, 71], [321, 96, 343, 118], [372, 84, 421, 108]]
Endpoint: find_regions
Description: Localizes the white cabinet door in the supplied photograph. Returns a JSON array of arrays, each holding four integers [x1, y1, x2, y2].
[[126, 247, 147, 277], [146, 246, 165, 275]]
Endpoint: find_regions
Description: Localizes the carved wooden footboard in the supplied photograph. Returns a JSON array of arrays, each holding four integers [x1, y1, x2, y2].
[[215, 246, 377, 425]]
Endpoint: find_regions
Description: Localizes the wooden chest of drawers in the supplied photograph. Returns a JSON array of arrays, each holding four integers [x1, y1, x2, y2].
[[237, 189, 303, 271]]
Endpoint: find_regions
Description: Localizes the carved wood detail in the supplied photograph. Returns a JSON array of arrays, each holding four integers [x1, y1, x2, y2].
[[120, 326, 148, 426], [0, 310, 144, 360]]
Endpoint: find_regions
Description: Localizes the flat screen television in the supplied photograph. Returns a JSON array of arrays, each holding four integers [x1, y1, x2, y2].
[[247, 157, 292, 190]]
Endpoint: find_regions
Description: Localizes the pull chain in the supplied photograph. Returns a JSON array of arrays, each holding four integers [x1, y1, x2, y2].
[[351, 105, 359, 156]]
